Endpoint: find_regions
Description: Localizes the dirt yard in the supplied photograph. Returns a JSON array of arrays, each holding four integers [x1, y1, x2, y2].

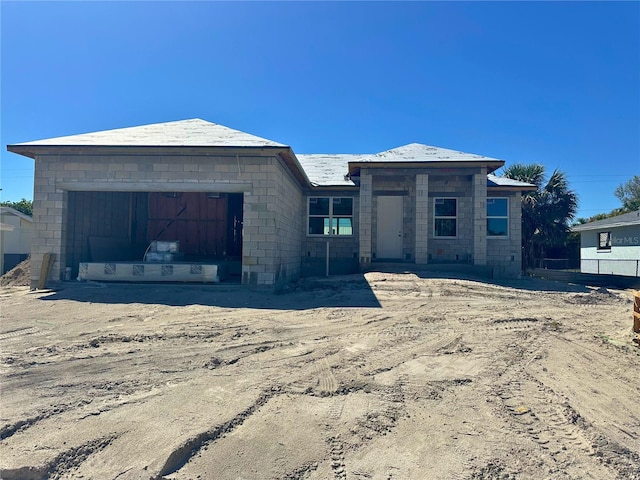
[[1, 272, 639, 480]]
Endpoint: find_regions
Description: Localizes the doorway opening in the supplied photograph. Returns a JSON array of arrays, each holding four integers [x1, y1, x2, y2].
[[65, 191, 243, 281]]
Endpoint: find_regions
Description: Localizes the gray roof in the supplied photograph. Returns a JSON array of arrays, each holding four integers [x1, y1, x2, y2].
[[487, 174, 537, 189], [297, 145, 511, 187], [296, 152, 533, 188], [296, 154, 366, 187], [363, 143, 504, 164], [295, 157, 534, 188], [10, 119, 287, 148], [572, 210, 640, 232], [8, 119, 528, 189]]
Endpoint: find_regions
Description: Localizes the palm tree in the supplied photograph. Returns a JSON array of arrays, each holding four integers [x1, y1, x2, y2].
[[501, 163, 578, 269]]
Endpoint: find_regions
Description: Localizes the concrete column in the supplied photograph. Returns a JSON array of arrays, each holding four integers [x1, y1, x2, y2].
[[473, 168, 487, 265], [359, 171, 372, 269], [415, 174, 429, 264], [30, 157, 66, 288]]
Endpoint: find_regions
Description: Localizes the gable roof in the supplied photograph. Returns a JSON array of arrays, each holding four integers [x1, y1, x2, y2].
[[8, 119, 286, 157], [572, 210, 640, 232]]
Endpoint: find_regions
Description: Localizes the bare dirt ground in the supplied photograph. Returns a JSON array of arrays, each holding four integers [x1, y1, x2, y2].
[[0, 258, 30, 287], [1, 272, 639, 480]]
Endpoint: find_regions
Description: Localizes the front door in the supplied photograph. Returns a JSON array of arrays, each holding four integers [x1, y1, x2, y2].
[[376, 196, 403, 259]]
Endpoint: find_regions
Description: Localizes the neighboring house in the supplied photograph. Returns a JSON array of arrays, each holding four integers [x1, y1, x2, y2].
[[572, 211, 640, 277], [0, 207, 33, 274], [7, 119, 535, 288]]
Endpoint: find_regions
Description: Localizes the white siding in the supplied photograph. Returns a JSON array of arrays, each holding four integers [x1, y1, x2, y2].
[[0, 213, 33, 274], [580, 224, 640, 277]]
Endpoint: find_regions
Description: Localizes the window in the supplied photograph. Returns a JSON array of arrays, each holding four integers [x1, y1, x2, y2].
[[487, 198, 509, 237], [598, 231, 611, 251], [434, 198, 457, 237], [308, 197, 353, 236]]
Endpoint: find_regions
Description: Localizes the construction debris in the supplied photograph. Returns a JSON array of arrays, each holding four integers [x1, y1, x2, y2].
[[0, 257, 30, 287]]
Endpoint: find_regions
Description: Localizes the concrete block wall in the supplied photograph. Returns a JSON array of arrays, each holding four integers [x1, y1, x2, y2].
[[428, 175, 474, 263], [302, 194, 359, 257], [31, 158, 66, 287], [487, 191, 522, 278], [358, 172, 373, 267], [371, 175, 415, 260], [30, 151, 303, 288], [301, 194, 359, 276], [473, 169, 488, 265], [264, 158, 304, 287], [303, 236, 359, 259], [415, 174, 429, 263]]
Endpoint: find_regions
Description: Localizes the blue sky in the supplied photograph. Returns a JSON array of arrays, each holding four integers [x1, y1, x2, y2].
[[1, 1, 638, 220]]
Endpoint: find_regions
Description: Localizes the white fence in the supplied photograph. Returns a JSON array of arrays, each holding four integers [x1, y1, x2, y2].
[[581, 259, 640, 277]]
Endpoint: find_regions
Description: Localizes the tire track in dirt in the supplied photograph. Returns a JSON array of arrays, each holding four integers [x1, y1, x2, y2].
[[1, 435, 117, 480], [270, 334, 415, 478], [1, 383, 163, 441], [490, 317, 540, 333], [354, 329, 462, 377], [165, 342, 349, 479], [315, 358, 338, 396], [0, 327, 41, 340], [491, 332, 638, 480], [328, 436, 347, 479], [156, 390, 275, 477], [496, 376, 595, 457], [0, 404, 74, 441]]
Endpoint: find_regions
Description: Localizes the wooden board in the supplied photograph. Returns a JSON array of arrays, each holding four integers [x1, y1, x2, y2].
[[633, 290, 640, 334], [37, 253, 54, 290]]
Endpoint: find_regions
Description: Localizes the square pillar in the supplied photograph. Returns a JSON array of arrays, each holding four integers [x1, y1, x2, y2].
[[359, 171, 372, 268], [30, 158, 66, 288], [415, 174, 429, 264], [473, 168, 487, 265]]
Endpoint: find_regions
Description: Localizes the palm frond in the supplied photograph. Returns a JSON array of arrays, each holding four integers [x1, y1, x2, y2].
[[500, 164, 579, 268]]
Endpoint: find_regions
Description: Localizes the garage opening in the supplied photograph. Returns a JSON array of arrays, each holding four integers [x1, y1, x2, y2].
[[65, 191, 243, 282]]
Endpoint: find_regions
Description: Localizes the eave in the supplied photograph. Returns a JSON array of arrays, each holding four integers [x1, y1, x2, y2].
[[348, 160, 505, 176], [7, 144, 288, 160], [487, 185, 537, 192]]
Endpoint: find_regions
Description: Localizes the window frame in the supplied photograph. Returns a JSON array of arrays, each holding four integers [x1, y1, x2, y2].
[[307, 196, 354, 237], [597, 231, 612, 251], [433, 197, 458, 238], [486, 197, 509, 238]]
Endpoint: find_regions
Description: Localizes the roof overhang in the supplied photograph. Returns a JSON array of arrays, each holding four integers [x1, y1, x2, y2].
[[306, 184, 359, 192], [7, 143, 312, 189], [348, 161, 505, 177], [487, 185, 537, 192], [572, 217, 640, 232], [278, 149, 312, 188], [572, 221, 640, 232], [7, 144, 287, 160]]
